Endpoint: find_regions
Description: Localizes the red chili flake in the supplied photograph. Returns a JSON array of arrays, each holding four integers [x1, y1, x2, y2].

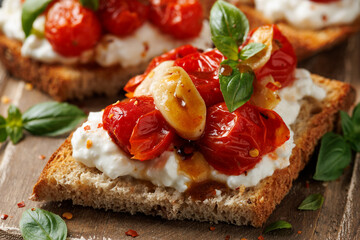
[[38, 155, 46, 160], [209, 226, 216, 231], [258, 236, 264, 240], [1, 214, 8, 220], [97, 123, 103, 128], [62, 212, 73, 220], [225, 235, 230, 240], [125, 229, 139, 238], [84, 125, 91, 131], [17, 201, 25, 208], [241, 238, 247, 240], [298, 230, 302, 234], [305, 181, 310, 189]]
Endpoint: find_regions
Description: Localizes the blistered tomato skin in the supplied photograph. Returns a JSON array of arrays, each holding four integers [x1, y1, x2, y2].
[[254, 25, 297, 89], [149, 0, 203, 39], [45, 0, 102, 57], [200, 102, 290, 175], [174, 49, 225, 107], [98, 0, 149, 37], [124, 45, 201, 93]]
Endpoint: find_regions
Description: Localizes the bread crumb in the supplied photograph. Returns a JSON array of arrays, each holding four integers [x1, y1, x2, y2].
[[1, 96, 10, 104], [62, 212, 73, 220], [209, 226, 215, 231], [125, 229, 138, 238], [25, 83, 33, 91], [39, 155, 46, 160], [259, 196, 264, 203]]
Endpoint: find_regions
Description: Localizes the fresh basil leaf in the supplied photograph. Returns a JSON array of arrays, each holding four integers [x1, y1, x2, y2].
[[340, 111, 360, 151], [22, 102, 86, 136], [80, 0, 99, 11], [20, 208, 67, 240], [0, 116, 7, 142], [22, 0, 53, 37], [314, 132, 352, 181], [210, 0, 249, 46], [298, 194, 324, 210], [352, 103, 360, 129], [6, 105, 23, 144], [239, 42, 266, 60], [212, 36, 239, 60], [219, 60, 254, 112], [264, 220, 292, 233]]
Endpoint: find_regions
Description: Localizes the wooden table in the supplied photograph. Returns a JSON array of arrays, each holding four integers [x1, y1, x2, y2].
[[0, 30, 359, 240]]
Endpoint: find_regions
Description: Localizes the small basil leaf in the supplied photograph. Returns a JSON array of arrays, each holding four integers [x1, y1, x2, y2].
[[352, 103, 360, 128], [341, 111, 360, 151], [22, 0, 53, 37], [212, 35, 239, 60], [20, 208, 67, 240], [0, 116, 7, 142], [210, 0, 249, 46], [22, 102, 86, 136], [6, 105, 23, 144], [314, 132, 352, 181], [298, 194, 324, 210], [239, 42, 266, 60], [264, 220, 292, 233], [80, 0, 99, 11], [219, 60, 254, 112]]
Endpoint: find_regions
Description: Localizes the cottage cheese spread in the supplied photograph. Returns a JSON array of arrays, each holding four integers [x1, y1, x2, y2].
[[254, 0, 360, 30], [0, 0, 212, 67], [71, 68, 326, 192]]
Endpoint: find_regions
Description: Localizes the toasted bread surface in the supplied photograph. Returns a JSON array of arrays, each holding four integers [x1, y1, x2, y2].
[[231, 3, 360, 60], [31, 75, 355, 227], [0, 33, 148, 101]]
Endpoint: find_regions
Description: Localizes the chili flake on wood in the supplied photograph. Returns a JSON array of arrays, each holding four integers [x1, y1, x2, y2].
[[209, 226, 216, 231], [125, 229, 139, 238], [62, 212, 73, 220], [17, 201, 25, 208], [39, 155, 46, 160], [1, 214, 8, 220]]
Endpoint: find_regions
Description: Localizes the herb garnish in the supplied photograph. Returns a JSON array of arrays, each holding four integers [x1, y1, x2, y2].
[[314, 103, 360, 181], [263, 220, 292, 233], [210, 0, 265, 112], [298, 194, 324, 211], [0, 102, 86, 144], [20, 208, 67, 240], [21, 0, 99, 38]]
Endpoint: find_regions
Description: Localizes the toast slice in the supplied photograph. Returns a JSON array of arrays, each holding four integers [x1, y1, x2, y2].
[[229, 1, 360, 60], [31, 74, 355, 227], [0, 33, 148, 101]]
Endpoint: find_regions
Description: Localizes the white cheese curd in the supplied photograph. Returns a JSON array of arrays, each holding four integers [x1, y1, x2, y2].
[[0, 0, 212, 66], [71, 68, 326, 192], [255, 0, 360, 30]]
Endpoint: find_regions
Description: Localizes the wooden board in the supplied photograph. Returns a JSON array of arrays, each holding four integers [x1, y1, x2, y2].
[[0, 32, 359, 240]]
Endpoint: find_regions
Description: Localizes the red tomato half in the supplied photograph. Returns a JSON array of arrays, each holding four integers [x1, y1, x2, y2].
[[124, 45, 200, 93], [200, 102, 289, 175], [174, 49, 225, 106], [98, 0, 149, 37], [45, 0, 102, 57], [149, 0, 203, 39], [130, 110, 174, 160], [254, 25, 297, 88]]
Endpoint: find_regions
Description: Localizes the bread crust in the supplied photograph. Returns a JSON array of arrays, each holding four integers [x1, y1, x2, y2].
[[0, 33, 147, 101], [31, 75, 356, 227], [232, 3, 360, 60]]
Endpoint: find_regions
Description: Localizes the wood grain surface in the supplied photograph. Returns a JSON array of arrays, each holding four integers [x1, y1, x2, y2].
[[0, 13, 359, 240]]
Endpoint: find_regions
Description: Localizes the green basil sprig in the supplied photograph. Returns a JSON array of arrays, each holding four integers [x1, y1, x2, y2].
[[21, 0, 100, 38], [314, 103, 360, 181], [0, 102, 86, 144], [210, 0, 265, 112], [298, 194, 324, 211], [20, 208, 67, 240], [263, 220, 292, 233]]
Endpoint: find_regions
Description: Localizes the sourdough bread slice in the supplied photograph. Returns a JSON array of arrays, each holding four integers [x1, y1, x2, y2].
[[0, 33, 148, 101], [31, 75, 355, 227], [229, 1, 360, 60]]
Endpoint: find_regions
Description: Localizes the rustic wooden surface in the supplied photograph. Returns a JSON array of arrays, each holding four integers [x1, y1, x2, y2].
[[0, 27, 359, 240]]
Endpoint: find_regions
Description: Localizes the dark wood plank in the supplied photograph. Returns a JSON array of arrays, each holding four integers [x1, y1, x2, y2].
[[0, 31, 359, 240]]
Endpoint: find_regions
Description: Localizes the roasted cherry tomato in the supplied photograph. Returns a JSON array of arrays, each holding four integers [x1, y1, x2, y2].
[[45, 0, 102, 57], [149, 0, 203, 39], [124, 45, 200, 93], [98, 0, 149, 37], [130, 110, 174, 160], [200, 102, 289, 175], [174, 49, 225, 106], [252, 25, 297, 88]]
